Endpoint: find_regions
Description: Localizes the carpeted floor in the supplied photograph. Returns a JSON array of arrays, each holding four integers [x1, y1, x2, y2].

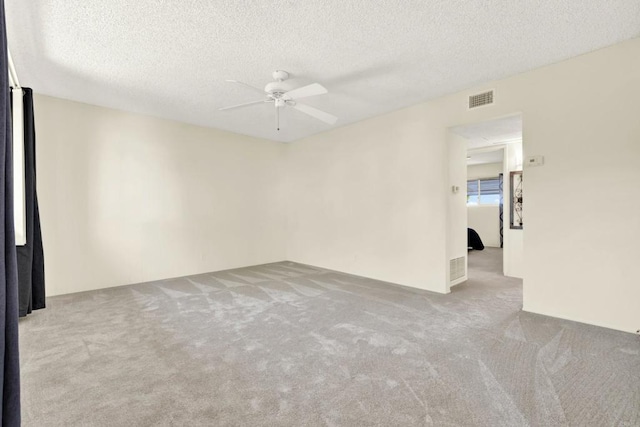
[[19, 249, 639, 426]]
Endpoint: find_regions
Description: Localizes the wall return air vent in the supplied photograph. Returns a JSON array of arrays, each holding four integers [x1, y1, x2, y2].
[[450, 257, 466, 281], [468, 90, 494, 109]]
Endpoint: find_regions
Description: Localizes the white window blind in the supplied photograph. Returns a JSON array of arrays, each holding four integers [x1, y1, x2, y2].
[[467, 177, 500, 205]]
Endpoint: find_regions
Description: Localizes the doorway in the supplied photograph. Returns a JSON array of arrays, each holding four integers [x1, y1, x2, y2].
[[449, 114, 523, 284]]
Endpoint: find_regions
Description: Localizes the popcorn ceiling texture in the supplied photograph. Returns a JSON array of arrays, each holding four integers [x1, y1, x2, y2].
[[6, 1, 640, 142]]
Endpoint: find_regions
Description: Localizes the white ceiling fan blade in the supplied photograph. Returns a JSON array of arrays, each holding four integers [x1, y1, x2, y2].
[[293, 103, 337, 125], [225, 79, 266, 96], [283, 83, 328, 100], [219, 99, 268, 111]]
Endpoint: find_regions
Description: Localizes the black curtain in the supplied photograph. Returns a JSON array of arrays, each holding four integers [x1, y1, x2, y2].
[[499, 173, 504, 248], [15, 88, 45, 317], [0, 0, 22, 424]]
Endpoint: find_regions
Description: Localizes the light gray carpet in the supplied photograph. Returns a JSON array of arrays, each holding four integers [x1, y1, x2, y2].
[[19, 249, 640, 426]]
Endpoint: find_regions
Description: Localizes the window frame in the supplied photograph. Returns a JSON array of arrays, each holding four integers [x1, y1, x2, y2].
[[467, 176, 501, 206]]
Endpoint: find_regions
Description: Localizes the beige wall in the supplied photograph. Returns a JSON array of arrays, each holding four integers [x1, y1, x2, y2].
[[287, 38, 640, 332], [502, 143, 523, 278], [447, 133, 468, 287], [286, 107, 450, 291], [467, 162, 503, 180], [468, 206, 500, 248], [36, 95, 287, 296]]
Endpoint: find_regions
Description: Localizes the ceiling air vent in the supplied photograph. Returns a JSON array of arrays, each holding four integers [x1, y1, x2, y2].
[[468, 90, 494, 109]]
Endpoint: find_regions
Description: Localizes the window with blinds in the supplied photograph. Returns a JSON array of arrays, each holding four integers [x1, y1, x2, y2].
[[467, 177, 501, 205]]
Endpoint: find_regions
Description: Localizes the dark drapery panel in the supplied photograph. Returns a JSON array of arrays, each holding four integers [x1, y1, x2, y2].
[[0, 0, 22, 424], [15, 88, 45, 317], [499, 173, 504, 248]]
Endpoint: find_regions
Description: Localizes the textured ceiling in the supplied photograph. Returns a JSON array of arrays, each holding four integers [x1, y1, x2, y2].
[[452, 114, 522, 150], [6, 1, 640, 142], [467, 150, 503, 166], [453, 115, 518, 165]]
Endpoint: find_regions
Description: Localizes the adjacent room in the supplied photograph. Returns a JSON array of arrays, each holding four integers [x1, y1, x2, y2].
[[1, 1, 639, 426], [451, 114, 524, 282]]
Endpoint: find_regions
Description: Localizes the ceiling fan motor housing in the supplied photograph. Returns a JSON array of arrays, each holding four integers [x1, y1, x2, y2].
[[265, 81, 293, 95], [265, 70, 293, 95]]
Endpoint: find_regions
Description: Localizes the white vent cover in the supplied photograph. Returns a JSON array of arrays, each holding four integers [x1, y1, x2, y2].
[[450, 257, 466, 281], [468, 90, 494, 109]]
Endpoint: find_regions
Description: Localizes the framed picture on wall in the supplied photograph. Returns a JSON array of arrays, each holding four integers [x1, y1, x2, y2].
[[510, 171, 523, 229]]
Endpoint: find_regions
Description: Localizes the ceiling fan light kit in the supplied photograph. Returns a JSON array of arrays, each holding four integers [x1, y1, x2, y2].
[[220, 70, 337, 131]]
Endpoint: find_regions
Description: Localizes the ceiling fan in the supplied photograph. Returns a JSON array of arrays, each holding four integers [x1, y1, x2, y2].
[[219, 70, 337, 131]]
